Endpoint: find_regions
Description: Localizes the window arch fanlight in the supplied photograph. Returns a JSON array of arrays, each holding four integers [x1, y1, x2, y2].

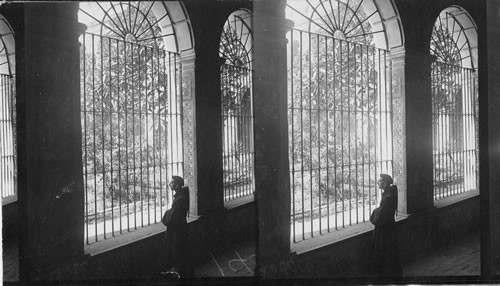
[[0, 15, 14, 75], [286, 0, 399, 243], [79, 1, 194, 53], [220, 9, 253, 68], [78, 1, 190, 244], [286, 0, 404, 50], [430, 6, 478, 201], [0, 14, 16, 205], [219, 9, 255, 202], [430, 6, 478, 69]]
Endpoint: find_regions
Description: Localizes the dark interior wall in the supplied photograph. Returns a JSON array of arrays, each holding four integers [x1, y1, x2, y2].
[[289, 196, 479, 279], [480, 0, 500, 277]]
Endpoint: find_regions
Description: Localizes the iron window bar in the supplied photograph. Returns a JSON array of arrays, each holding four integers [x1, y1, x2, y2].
[[286, 0, 386, 47], [430, 9, 478, 201], [287, 28, 393, 243], [0, 74, 16, 203], [79, 1, 184, 244], [431, 62, 478, 200], [287, 0, 393, 243], [0, 16, 16, 204]]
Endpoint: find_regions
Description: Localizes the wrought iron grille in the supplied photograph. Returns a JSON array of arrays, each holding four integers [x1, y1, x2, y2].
[[287, 28, 393, 242], [79, 2, 183, 244], [430, 11, 474, 68], [220, 10, 255, 201], [0, 15, 16, 204], [431, 63, 478, 199], [430, 10, 478, 200], [286, 0, 387, 47], [1, 74, 16, 203]]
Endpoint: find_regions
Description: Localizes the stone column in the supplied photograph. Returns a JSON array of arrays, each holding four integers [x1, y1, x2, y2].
[[193, 25, 224, 215], [253, 0, 294, 278], [15, 3, 86, 280], [400, 47, 435, 214]]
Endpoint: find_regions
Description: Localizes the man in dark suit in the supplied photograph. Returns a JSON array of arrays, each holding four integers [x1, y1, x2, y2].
[[161, 175, 191, 278]]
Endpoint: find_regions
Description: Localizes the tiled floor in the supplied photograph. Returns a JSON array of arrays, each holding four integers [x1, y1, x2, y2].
[[191, 235, 483, 279], [195, 243, 256, 277], [1, 232, 488, 281], [2, 239, 19, 281], [404, 234, 480, 277]]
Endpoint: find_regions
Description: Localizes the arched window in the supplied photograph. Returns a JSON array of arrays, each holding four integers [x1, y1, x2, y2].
[[430, 7, 478, 200], [0, 14, 16, 205], [219, 10, 254, 202], [79, 1, 189, 244], [286, 0, 399, 242]]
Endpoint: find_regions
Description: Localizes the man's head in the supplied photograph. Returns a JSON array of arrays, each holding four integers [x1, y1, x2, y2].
[[169, 176, 184, 192], [377, 174, 393, 190]]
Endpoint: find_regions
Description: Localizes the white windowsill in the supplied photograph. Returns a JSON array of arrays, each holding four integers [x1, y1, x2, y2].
[[434, 189, 479, 209], [2, 195, 17, 206], [224, 193, 255, 210], [84, 215, 200, 256], [291, 215, 408, 255]]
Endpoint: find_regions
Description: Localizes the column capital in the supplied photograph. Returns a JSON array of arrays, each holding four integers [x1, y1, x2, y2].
[[253, 17, 295, 38], [180, 49, 196, 67], [253, 2, 295, 38], [390, 46, 405, 64]]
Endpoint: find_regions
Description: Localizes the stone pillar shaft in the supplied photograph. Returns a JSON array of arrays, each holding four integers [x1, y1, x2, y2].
[[15, 3, 85, 280], [253, 0, 293, 278], [401, 47, 435, 214]]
